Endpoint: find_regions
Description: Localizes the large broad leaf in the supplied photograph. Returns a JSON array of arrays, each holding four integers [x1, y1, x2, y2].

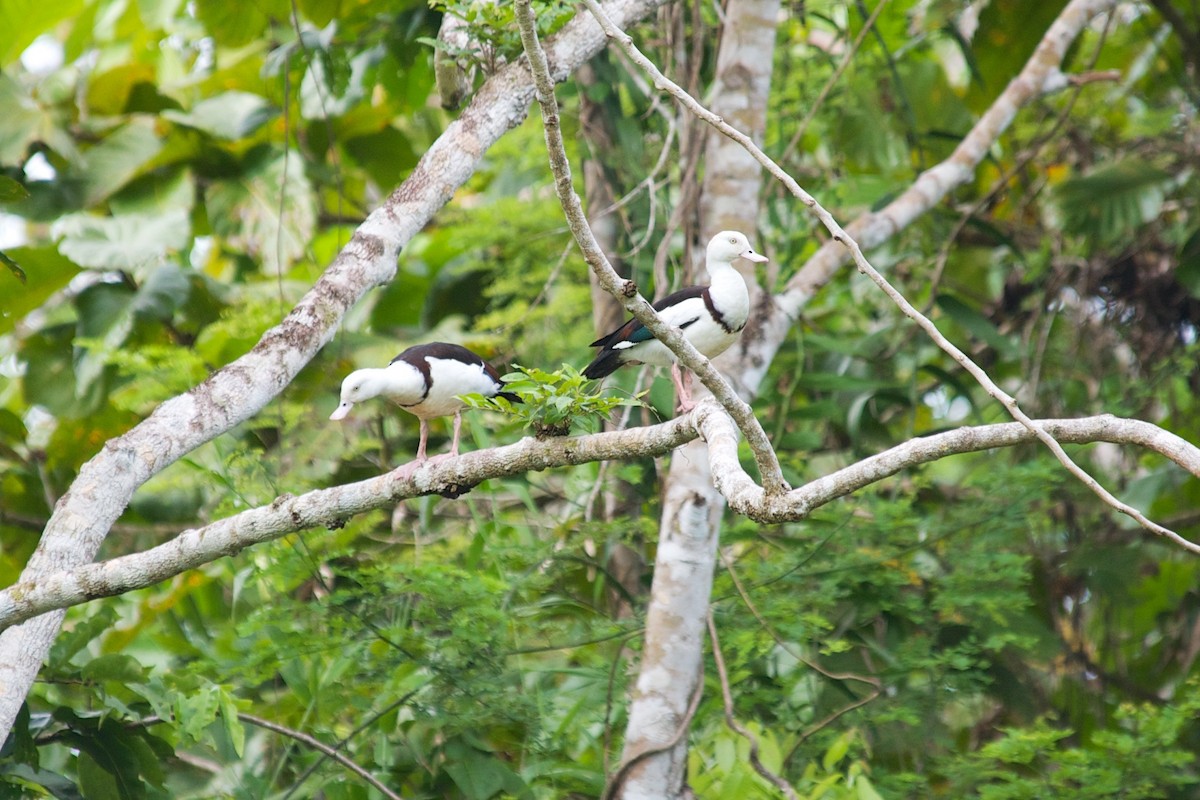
[[52, 208, 191, 271], [0, 0, 85, 66], [85, 63, 157, 117], [0, 246, 79, 336], [76, 118, 165, 206], [300, 44, 386, 120], [192, 0, 290, 48], [205, 149, 316, 275], [162, 91, 276, 140], [1053, 159, 1173, 245], [73, 265, 193, 399], [0, 174, 29, 202], [0, 73, 44, 163]]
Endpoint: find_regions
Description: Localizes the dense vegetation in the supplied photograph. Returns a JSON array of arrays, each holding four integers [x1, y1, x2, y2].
[[2, 0, 1199, 797]]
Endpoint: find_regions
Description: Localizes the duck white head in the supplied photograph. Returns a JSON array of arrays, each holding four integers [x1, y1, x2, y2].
[[329, 365, 423, 421], [706, 231, 768, 267]]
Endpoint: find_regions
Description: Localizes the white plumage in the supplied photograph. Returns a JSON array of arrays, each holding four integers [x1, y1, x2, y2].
[[584, 231, 768, 411]]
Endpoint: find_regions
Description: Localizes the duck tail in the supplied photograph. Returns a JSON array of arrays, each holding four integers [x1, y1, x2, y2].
[[583, 349, 623, 381]]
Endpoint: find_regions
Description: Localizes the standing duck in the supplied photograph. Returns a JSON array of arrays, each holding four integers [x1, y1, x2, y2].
[[583, 231, 768, 412], [331, 342, 517, 476]]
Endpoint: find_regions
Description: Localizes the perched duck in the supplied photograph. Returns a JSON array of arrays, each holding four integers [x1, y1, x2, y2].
[[583, 231, 768, 412], [331, 342, 517, 476]]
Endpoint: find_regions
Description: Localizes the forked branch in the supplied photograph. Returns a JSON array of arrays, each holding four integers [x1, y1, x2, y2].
[[582, 0, 1191, 548]]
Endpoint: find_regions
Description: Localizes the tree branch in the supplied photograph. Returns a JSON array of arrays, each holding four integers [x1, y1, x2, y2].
[[1, 411, 1194, 632], [0, 418, 698, 633], [514, 0, 789, 496], [698, 404, 1200, 541]]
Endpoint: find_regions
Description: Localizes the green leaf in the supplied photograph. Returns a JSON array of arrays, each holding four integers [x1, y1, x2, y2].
[[48, 607, 118, 668], [53, 209, 191, 271], [76, 118, 165, 206], [74, 721, 143, 800], [80, 655, 147, 685], [0, 72, 44, 163], [205, 149, 316, 275], [856, 775, 884, 800], [0, 174, 29, 202], [175, 684, 220, 744], [76, 751, 121, 800], [1053, 159, 1173, 244], [218, 689, 245, 758], [72, 264, 192, 401], [0, 0, 85, 66], [192, 0, 290, 47], [0, 763, 85, 800], [0, 246, 79, 336], [823, 730, 852, 772], [1, 250, 26, 284], [163, 92, 276, 140], [444, 745, 525, 800], [1177, 228, 1200, 299], [935, 294, 1017, 357]]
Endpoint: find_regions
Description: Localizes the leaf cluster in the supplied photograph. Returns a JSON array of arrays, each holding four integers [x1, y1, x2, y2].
[[464, 364, 645, 437]]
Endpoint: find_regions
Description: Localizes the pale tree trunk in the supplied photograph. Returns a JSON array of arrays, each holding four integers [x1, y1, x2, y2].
[[615, 0, 780, 795], [0, 0, 670, 741]]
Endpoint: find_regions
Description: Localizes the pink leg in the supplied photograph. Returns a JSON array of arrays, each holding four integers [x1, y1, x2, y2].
[[396, 419, 432, 481], [415, 418, 430, 461], [671, 363, 695, 413]]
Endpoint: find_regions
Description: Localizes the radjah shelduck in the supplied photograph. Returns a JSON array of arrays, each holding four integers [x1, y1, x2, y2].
[[583, 231, 768, 412], [330, 342, 517, 478]]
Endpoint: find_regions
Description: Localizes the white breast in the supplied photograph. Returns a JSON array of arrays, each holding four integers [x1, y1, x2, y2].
[[403, 357, 498, 419]]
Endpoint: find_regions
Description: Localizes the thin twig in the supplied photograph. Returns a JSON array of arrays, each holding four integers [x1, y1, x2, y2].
[[514, 0, 788, 495], [238, 712, 405, 800], [707, 609, 800, 800], [280, 690, 425, 800], [582, 0, 1190, 550]]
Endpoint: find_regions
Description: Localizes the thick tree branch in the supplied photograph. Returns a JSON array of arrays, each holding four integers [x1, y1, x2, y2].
[[697, 404, 1200, 539], [0, 419, 698, 633], [514, 0, 789, 496], [0, 0, 672, 740], [1, 410, 1194, 632]]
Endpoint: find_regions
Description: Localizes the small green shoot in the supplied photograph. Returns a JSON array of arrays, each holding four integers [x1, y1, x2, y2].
[[461, 364, 644, 437]]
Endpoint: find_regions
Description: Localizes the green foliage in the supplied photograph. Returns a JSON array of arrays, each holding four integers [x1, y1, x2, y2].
[[423, 0, 577, 72], [1052, 159, 1176, 246], [2, 0, 1200, 797], [464, 364, 644, 437]]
